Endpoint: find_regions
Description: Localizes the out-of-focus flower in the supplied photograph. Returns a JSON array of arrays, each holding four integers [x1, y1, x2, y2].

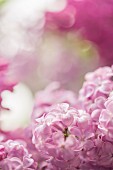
[[0, 140, 35, 170], [1, 83, 33, 131], [74, 0, 113, 65], [0, 0, 67, 86], [0, 0, 43, 84], [45, 0, 75, 31], [46, 0, 113, 65], [36, 31, 98, 91], [0, 0, 99, 92], [0, 58, 16, 110], [0, 58, 16, 92]]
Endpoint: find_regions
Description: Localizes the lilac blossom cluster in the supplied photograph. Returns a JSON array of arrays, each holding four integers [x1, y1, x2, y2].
[[1, 0, 113, 169], [1, 65, 113, 169], [0, 140, 34, 170], [31, 65, 113, 169]]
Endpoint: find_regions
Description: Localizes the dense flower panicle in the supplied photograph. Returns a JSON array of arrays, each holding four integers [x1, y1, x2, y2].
[[31, 64, 113, 169], [32, 103, 96, 169], [0, 140, 35, 170], [78, 66, 113, 114], [1, 63, 113, 169], [32, 82, 76, 121]]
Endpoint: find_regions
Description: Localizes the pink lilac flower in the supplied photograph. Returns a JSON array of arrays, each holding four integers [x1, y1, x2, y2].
[[32, 103, 94, 169], [1, 65, 113, 169], [0, 140, 35, 170], [78, 66, 113, 115], [0, 128, 39, 169]]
